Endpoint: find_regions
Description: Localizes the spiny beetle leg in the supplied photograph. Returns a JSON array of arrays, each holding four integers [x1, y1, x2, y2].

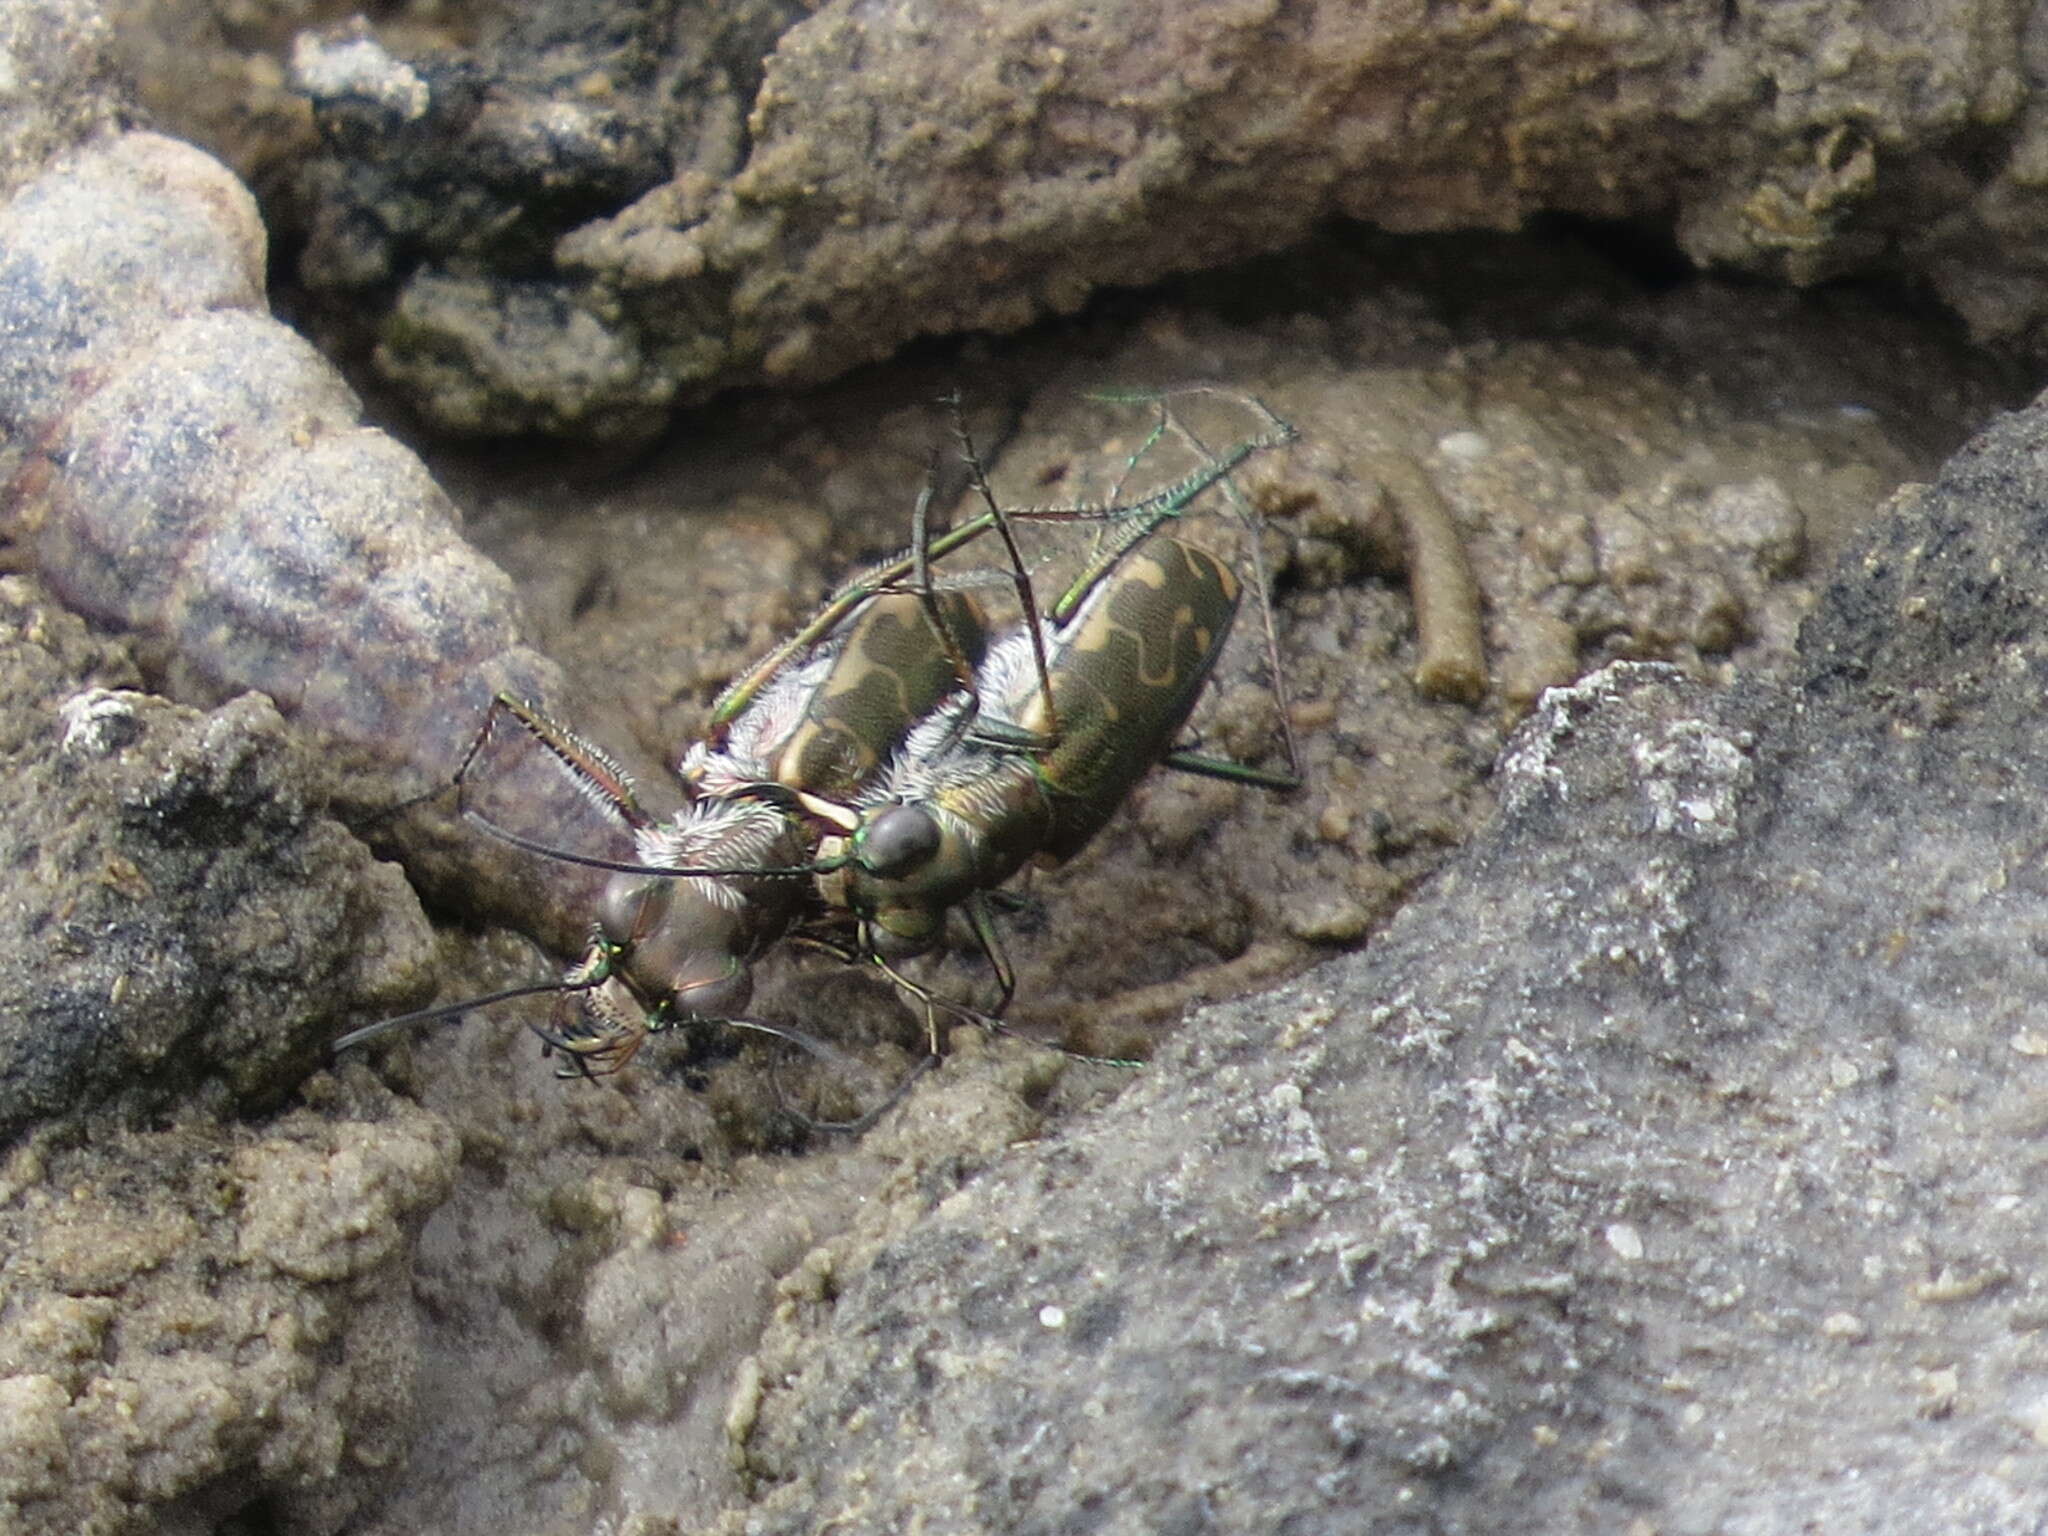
[[465, 692, 651, 830], [1159, 748, 1304, 792]]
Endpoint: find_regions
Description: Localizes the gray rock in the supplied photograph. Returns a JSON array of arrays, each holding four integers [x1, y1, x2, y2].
[[0, 0, 125, 197], [258, 0, 2040, 437], [0, 1092, 459, 1536], [0, 579, 437, 1143]]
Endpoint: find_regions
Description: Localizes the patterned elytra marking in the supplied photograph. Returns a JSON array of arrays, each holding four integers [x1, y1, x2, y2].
[[769, 589, 986, 800], [1019, 538, 1242, 858], [828, 534, 1252, 958], [1031, 544, 1233, 726]]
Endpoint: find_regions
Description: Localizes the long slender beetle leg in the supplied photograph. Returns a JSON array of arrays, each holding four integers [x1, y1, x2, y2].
[[907, 446, 998, 760], [344, 690, 558, 839], [769, 1051, 938, 1137], [1147, 397, 1306, 786], [1159, 749, 1304, 792], [961, 894, 1018, 1019], [458, 692, 654, 834]]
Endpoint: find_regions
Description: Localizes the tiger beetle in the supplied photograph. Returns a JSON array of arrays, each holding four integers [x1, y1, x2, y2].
[[330, 553, 997, 1078], [807, 532, 1301, 1035], [334, 389, 1300, 1083]]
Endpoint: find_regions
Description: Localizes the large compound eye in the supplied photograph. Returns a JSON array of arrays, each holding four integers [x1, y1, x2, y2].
[[619, 895, 751, 1021], [859, 805, 940, 878], [598, 875, 672, 945]]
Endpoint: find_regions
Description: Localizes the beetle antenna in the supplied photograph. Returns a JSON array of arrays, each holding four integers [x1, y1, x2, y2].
[[945, 389, 1059, 742], [332, 977, 595, 1056], [457, 801, 834, 880]]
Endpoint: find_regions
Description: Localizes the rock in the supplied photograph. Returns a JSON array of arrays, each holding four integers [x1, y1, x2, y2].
[[251, 0, 2036, 437], [0, 579, 437, 1143], [0, 15, 635, 952], [0, 0, 125, 196], [0, 1100, 457, 1536]]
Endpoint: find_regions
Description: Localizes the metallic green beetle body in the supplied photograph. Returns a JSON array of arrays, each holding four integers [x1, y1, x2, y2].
[[686, 588, 988, 803], [704, 391, 1294, 754], [1014, 534, 1241, 859], [818, 536, 1242, 960]]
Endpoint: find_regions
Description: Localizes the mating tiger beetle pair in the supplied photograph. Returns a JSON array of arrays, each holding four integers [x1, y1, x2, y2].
[[336, 389, 1303, 1094]]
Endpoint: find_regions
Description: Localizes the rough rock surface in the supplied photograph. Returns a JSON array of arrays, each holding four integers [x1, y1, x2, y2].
[[0, 0, 125, 192], [0, 578, 454, 1536], [244, 0, 2039, 436], [0, 1092, 458, 1536], [0, 578, 436, 1145], [719, 395, 2048, 1533]]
